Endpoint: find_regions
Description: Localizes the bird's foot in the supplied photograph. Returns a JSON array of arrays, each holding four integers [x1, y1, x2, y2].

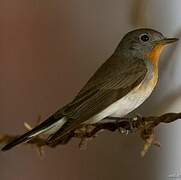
[[127, 115, 142, 133], [106, 116, 139, 135], [105, 116, 130, 135]]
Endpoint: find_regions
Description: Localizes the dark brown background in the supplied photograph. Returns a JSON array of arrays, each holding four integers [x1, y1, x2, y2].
[[0, 1, 180, 180]]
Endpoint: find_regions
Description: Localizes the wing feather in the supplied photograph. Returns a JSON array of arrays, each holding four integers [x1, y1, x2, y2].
[[48, 55, 147, 142]]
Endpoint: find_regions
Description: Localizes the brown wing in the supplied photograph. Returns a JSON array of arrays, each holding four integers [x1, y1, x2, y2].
[[49, 55, 147, 142]]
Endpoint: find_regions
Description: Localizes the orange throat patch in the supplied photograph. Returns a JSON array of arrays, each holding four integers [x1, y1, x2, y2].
[[146, 44, 165, 67]]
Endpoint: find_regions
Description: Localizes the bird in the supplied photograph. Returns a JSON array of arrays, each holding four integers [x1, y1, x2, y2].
[[2, 28, 178, 151]]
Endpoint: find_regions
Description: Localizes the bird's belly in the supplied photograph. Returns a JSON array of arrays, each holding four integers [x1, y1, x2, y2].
[[110, 88, 152, 117], [86, 83, 155, 124]]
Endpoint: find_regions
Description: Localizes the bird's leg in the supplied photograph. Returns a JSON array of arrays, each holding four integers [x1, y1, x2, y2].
[[106, 116, 137, 134], [129, 114, 145, 132], [106, 116, 128, 134]]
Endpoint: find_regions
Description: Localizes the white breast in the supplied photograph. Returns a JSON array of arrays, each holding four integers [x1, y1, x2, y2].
[[86, 69, 158, 124], [109, 84, 154, 117]]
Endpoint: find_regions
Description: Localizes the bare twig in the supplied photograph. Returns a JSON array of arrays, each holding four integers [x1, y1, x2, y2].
[[1, 112, 181, 156]]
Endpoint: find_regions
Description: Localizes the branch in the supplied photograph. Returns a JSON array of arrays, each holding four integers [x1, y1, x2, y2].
[[0, 112, 181, 156]]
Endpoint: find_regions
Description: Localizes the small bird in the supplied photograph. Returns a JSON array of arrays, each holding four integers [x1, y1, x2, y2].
[[2, 28, 178, 151]]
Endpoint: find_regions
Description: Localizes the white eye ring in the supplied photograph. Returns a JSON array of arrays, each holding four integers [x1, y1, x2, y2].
[[139, 33, 150, 42]]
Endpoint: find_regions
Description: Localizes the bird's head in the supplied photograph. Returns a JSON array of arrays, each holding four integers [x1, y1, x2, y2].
[[115, 28, 178, 66]]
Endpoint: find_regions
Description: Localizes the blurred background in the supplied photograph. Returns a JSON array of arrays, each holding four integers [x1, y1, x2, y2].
[[0, 0, 181, 180]]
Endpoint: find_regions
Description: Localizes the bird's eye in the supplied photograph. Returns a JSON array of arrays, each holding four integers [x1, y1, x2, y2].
[[140, 34, 150, 42]]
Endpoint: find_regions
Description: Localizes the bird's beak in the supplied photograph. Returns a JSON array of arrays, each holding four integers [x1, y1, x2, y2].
[[158, 38, 179, 45], [148, 38, 179, 63]]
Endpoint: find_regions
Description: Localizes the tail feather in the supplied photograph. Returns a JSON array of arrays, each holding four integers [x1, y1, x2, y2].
[[2, 115, 65, 151], [2, 133, 34, 151]]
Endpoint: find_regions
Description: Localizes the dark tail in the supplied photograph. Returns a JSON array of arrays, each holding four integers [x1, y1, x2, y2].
[[2, 132, 34, 151], [2, 115, 63, 151]]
